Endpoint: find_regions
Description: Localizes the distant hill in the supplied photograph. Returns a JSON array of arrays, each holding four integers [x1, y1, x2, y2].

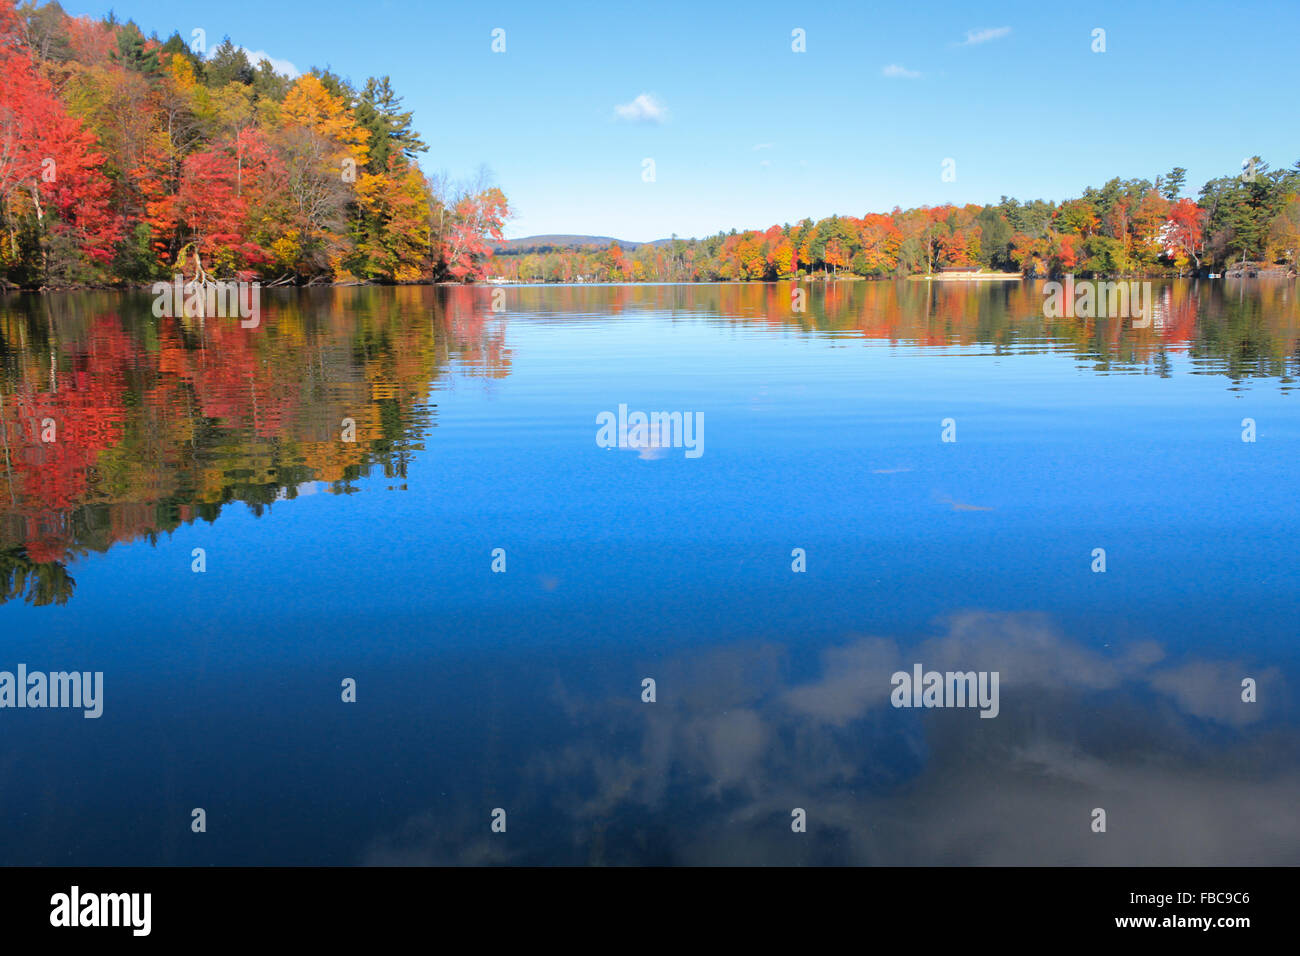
[[494, 235, 672, 254]]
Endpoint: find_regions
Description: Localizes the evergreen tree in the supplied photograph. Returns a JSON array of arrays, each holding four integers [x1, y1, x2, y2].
[[206, 37, 253, 86], [251, 59, 290, 101], [356, 76, 427, 174], [1161, 166, 1187, 200], [112, 21, 159, 74]]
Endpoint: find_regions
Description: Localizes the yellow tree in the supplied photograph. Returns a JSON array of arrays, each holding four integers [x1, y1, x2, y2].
[[355, 159, 432, 281], [1266, 195, 1300, 268], [275, 75, 372, 276], [281, 74, 370, 170]]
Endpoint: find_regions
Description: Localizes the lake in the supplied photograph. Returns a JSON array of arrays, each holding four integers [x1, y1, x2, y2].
[[0, 280, 1297, 865]]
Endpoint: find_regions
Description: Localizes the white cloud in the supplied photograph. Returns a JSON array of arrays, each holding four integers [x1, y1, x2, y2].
[[235, 47, 299, 78], [882, 63, 921, 79], [958, 26, 1011, 46], [614, 93, 668, 123], [752, 143, 773, 151]]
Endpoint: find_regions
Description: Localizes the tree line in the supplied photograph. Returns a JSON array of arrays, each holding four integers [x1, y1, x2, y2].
[[495, 160, 1300, 283]]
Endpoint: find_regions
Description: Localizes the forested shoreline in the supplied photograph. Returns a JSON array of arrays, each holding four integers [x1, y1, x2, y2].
[[3, 1, 1298, 292], [492, 160, 1300, 284], [0, 0, 509, 291]]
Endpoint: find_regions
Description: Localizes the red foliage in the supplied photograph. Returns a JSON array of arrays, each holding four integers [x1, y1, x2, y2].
[[0, 2, 119, 265]]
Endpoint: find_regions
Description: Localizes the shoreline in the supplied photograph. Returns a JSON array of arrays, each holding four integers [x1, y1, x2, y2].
[[3, 272, 1296, 295], [910, 272, 1023, 281]]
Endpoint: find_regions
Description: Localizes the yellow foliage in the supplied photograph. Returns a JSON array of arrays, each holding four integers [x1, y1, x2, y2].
[[282, 74, 370, 167], [205, 83, 255, 134], [327, 246, 358, 283], [167, 54, 196, 93], [271, 230, 301, 268]]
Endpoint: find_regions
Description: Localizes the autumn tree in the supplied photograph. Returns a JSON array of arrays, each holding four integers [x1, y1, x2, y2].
[[1265, 194, 1300, 269], [0, 1, 117, 284], [434, 172, 509, 282], [353, 156, 431, 281]]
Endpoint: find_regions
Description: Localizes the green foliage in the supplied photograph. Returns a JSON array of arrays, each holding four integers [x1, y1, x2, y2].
[[976, 207, 1012, 270], [1161, 166, 1187, 200], [111, 21, 159, 74], [205, 37, 253, 87], [111, 223, 162, 283], [1199, 157, 1300, 267], [252, 59, 290, 101], [356, 76, 427, 174]]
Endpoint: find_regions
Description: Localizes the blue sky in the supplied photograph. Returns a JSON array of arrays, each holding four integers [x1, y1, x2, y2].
[[64, 0, 1300, 240]]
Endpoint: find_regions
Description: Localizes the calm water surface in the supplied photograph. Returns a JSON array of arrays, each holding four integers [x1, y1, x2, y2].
[[1, 280, 1297, 864]]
